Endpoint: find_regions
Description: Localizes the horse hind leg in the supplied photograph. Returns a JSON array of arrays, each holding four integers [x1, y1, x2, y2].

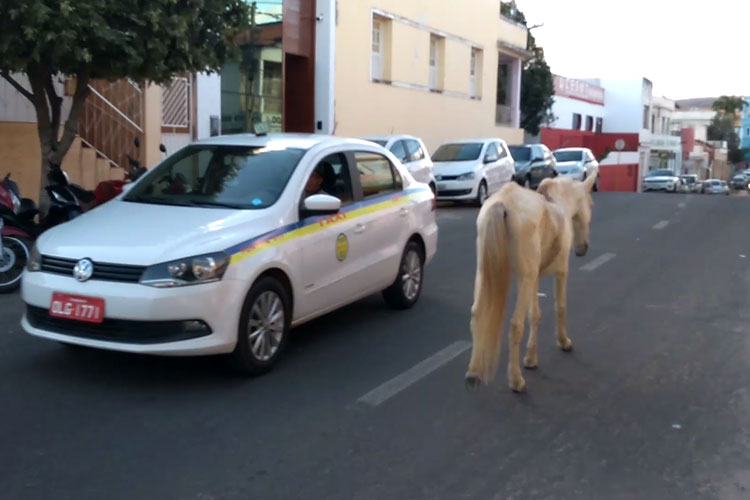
[[555, 271, 573, 351], [508, 275, 536, 392], [524, 279, 541, 369]]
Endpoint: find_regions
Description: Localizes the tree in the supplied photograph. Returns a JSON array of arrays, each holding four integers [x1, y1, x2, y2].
[[520, 47, 555, 136], [708, 95, 747, 164], [0, 0, 249, 199], [501, 2, 555, 136], [712, 95, 746, 116], [707, 114, 743, 163]]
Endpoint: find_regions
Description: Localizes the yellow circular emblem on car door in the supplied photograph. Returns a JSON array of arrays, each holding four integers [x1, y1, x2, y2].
[[335, 233, 349, 261]]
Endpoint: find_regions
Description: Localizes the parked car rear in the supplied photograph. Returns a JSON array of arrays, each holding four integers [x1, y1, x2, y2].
[[362, 135, 436, 194], [508, 144, 557, 189]]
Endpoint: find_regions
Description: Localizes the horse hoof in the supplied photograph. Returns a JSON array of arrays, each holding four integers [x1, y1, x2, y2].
[[511, 381, 527, 393], [559, 339, 573, 352], [465, 374, 481, 392], [523, 362, 538, 370]]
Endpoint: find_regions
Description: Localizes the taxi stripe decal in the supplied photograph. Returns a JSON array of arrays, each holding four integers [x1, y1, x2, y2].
[[226, 188, 429, 265]]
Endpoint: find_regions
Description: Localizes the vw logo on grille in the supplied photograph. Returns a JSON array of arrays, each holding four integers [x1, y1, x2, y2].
[[73, 259, 94, 282]]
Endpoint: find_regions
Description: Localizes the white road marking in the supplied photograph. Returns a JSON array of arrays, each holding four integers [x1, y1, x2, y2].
[[580, 252, 616, 272], [357, 341, 471, 407], [652, 220, 669, 230], [537, 292, 547, 297]]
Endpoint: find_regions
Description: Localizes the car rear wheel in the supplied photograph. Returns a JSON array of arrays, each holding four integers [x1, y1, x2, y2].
[[230, 276, 291, 375], [383, 240, 424, 310]]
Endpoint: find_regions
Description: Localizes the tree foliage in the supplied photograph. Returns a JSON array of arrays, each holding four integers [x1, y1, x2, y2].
[[500, 1, 555, 136], [0, 0, 249, 193], [708, 95, 747, 164], [520, 49, 555, 136], [711, 95, 746, 116]]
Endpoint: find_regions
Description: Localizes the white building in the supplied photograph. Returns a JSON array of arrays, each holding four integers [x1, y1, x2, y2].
[[547, 75, 605, 132], [670, 109, 716, 142]]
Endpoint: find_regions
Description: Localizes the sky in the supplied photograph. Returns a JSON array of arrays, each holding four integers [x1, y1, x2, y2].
[[517, 0, 750, 100]]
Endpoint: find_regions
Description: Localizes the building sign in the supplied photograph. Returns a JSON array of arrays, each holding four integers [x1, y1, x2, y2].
[[553, 75, 605, 105]]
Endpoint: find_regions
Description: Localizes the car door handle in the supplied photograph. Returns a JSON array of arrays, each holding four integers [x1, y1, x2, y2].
[[354, 223, 366, 234]]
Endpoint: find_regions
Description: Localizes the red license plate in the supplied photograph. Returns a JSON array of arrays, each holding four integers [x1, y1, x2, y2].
[[49, 293, 105, 324]]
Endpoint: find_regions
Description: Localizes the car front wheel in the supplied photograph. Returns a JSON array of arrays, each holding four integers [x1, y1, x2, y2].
[[383, 240, 424, 310], [230, 276, 291, 375], [475, 180, 488, 206]]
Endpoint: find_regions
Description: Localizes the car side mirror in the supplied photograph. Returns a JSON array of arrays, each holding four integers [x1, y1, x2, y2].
[[301, 194, 341, 218], [484, 154, 499, 163]]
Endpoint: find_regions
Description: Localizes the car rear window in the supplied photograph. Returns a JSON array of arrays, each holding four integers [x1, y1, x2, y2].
[[508, 146, 531, 161], [553, 150, 583, 162], [432, 143, 483, 162]]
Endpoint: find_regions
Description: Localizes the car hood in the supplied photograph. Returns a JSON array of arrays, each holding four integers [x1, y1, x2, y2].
[[433, 161, 479, 176], [555, 161, 583, 172], [36, 200, 277, 265]]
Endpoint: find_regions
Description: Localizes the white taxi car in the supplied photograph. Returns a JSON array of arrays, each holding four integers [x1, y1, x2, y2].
[[21, 134, 438, 374], [432, 138, 515, 205]]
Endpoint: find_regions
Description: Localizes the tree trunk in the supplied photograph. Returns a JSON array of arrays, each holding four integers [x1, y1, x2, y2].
[[1, 68, 90, 210]]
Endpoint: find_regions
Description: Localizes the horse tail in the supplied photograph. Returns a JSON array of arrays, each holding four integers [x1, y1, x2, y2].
[[466, 201, 511, 386]]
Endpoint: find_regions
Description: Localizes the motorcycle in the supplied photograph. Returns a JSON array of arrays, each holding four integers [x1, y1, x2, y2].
[[87, 139, 159, 207], [0, 165, 96, 292], [0, 174, 37, 293]]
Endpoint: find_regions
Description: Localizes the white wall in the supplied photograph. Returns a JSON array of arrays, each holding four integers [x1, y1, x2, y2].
[[315, 0, 336, 134], [598, 79, 646, 134], [0, 73, 71, 124], [549, 96, 605, 130], [195, 72, 221, 139]]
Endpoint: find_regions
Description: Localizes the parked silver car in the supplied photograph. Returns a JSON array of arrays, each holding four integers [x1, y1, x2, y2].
[[362, 135, 436, 194], [702, 179, 730, 195]]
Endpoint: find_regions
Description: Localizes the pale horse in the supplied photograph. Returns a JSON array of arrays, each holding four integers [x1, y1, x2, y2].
[[465, 173, 597, 393]]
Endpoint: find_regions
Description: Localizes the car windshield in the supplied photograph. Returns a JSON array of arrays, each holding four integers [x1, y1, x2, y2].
[[432, 143, 483, 162], [124, 145, 305, 209], [508, 146, 531, 161], [681, 177, 695, 184], [553, 151, 583, 162], [648, 169, 674, 177]]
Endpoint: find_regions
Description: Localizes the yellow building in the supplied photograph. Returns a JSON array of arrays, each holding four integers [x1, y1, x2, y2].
[[331, 0, 530, 151], [223, 0, 530, 153]]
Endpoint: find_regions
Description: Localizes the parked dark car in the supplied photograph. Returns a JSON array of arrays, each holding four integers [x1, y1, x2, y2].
[[731, 174, 749, 191], [508, 144, 557, 189]]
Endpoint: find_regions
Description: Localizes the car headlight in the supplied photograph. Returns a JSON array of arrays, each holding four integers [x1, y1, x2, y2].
[[140, 251, 230, 287], [456, 172, 475, 180], [27, 243, 41, 272]]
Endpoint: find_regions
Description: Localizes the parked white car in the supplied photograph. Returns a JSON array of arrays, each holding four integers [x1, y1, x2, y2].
[[552, 147, 599, 189], [432, 138, 515, 205], [362, 135, 436, 194], [21, 134, 438, 373], [643, 169, 680, 192]]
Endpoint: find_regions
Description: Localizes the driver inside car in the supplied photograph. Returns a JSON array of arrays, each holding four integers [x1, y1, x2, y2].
[[304, 162, 336, 198]]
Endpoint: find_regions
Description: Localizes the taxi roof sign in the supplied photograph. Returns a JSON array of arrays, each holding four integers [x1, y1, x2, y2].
[[253, 122, 269, 136]]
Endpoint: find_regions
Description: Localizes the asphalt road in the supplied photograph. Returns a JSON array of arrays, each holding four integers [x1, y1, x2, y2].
[[2, 191, 750, 500]]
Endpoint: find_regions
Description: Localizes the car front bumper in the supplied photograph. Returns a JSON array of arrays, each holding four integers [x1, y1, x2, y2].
[[21, 271, 248, 355], [435, 179, 478, 200]]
